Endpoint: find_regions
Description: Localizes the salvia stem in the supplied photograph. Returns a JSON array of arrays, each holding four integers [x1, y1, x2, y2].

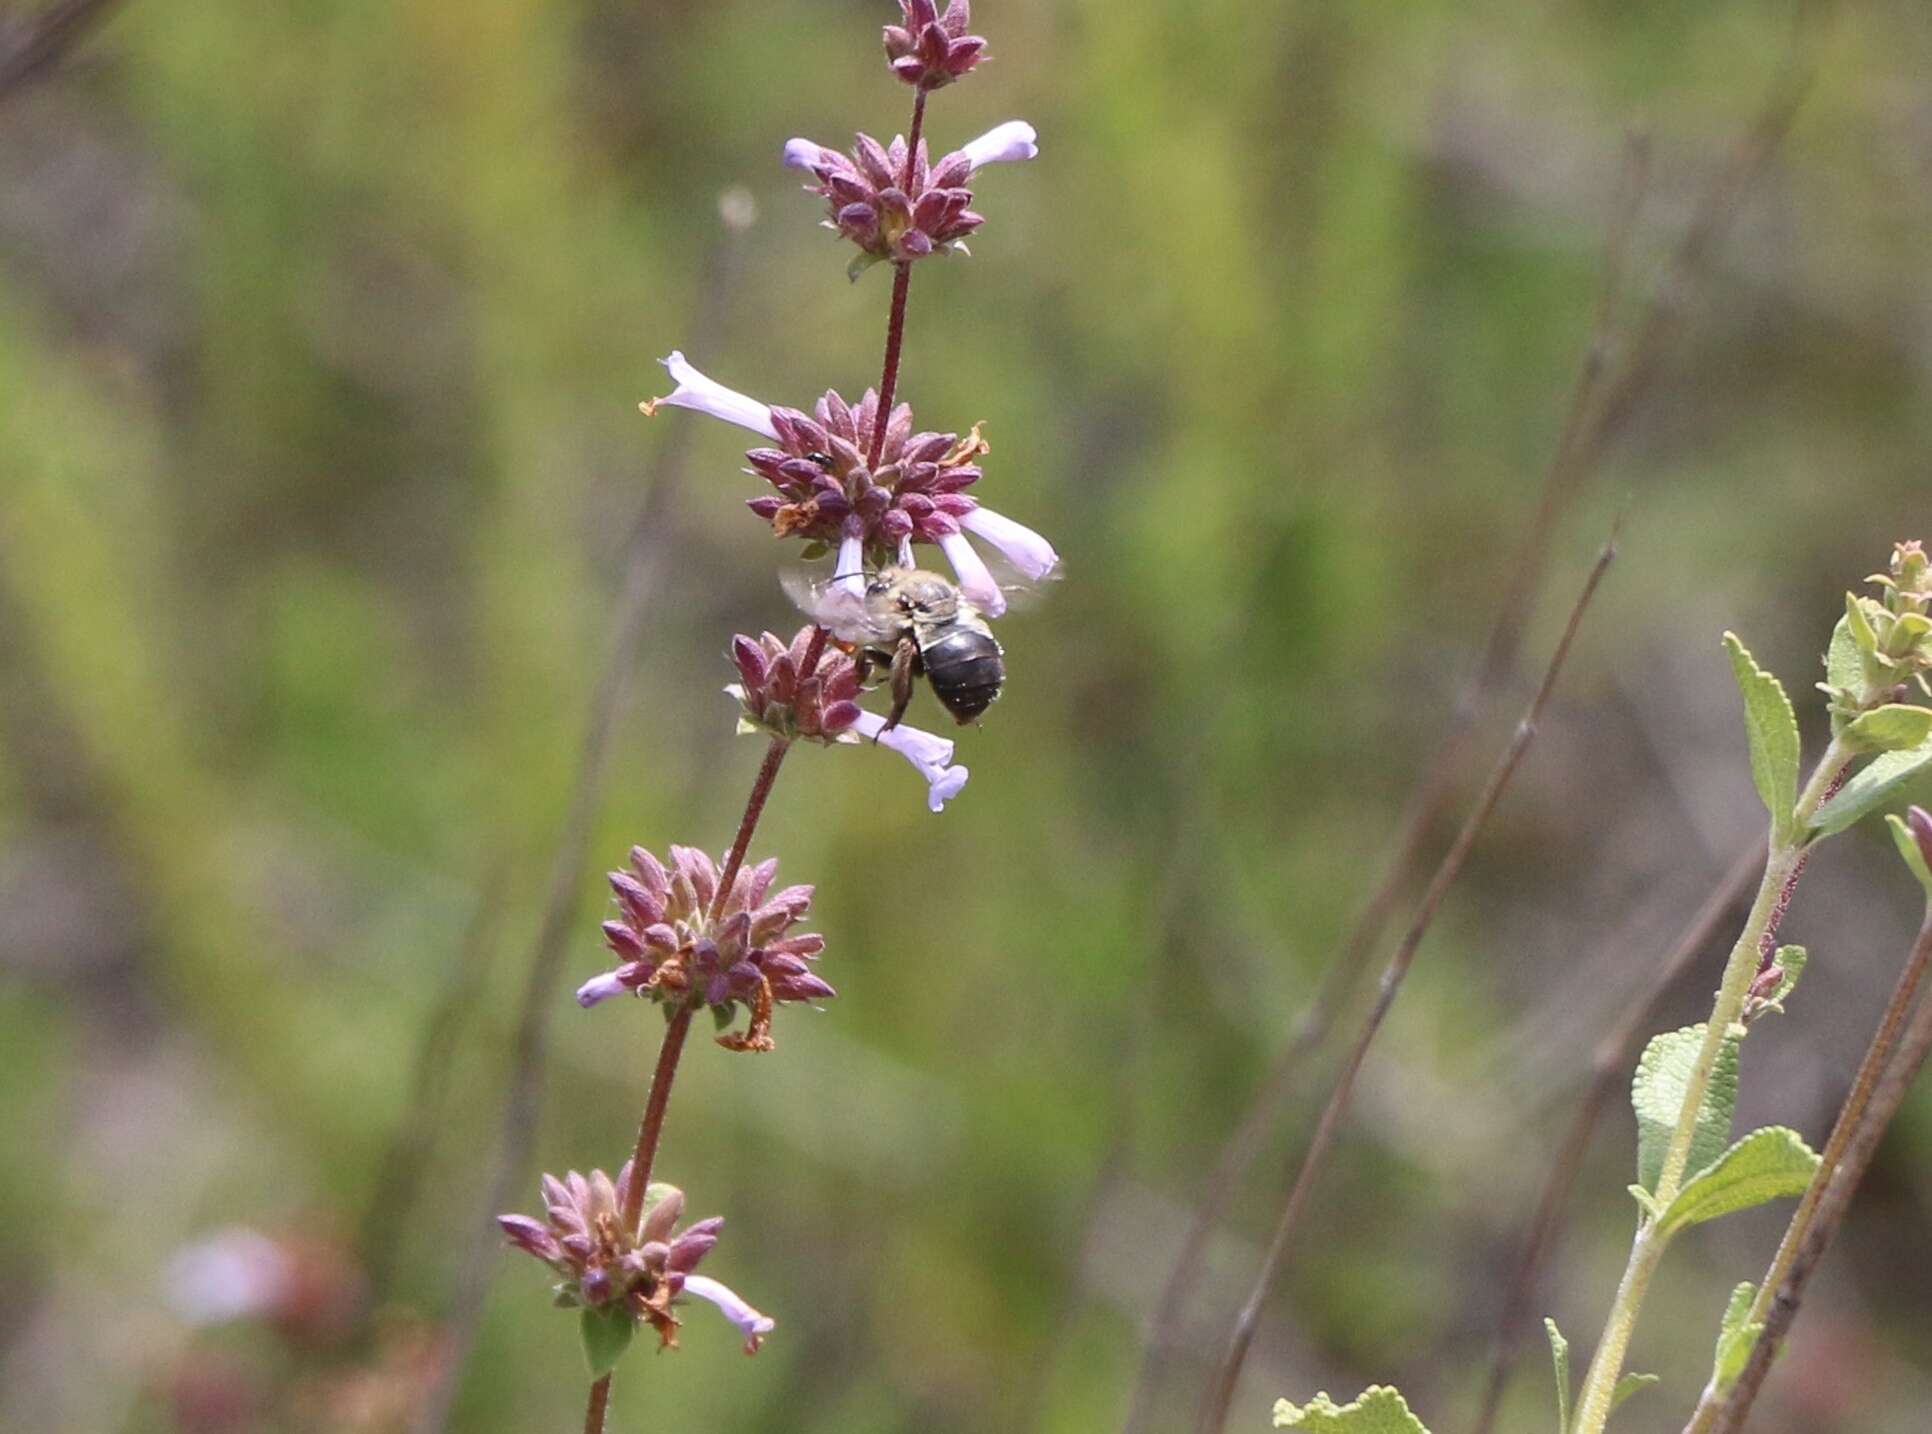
[[1465, 842, 1762, 1434], [1680, 906, 1932, 1434], [1567, 739, 1849, 1434], [869, 262, 913, 468], [583, 1375, 612, 1434], [711, 736, 794, 925], [621, 1008, 697, 1229]]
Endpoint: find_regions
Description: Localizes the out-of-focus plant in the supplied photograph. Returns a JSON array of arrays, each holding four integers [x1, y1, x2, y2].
[[1266, 543, 1932, 1434], [489, 3, 1053, 1428]]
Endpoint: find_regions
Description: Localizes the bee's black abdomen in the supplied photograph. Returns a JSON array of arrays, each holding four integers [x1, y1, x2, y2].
[[923, 626, 1005, 723]]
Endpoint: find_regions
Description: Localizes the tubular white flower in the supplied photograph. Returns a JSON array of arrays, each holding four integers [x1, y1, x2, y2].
[[961, 506, 1058, 581], [852, 709, 970, 812], [937, 530, 1006, 617], [682, 1274, 775, 1354], [781, 138, 828, 171], [575, 972, 630, 1009], [961, 120, 1038, 171], [647, 352, 779, 440], [809, 532, 872, 641]]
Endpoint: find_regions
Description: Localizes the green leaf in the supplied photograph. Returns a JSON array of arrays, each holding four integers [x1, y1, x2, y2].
[[1887, 813, 1932, 897], [1844, 705, 1932, 754], [1656, 1126, 1820, 1235], [1633, 1024, 1739, 1194], [1609, 1374, 1660, 1413], [1711, 1283, 1761, 1393], [579, 1305, 636, 1379], [846, 250, 886, 283], [1545, 1319, 1571, 1434], [1274, 1387, 1432, 1433], [1723, 633, 1801, 843], [1746, 945, 1808, 1021], [1825, 612, 1863, 695], [1845, 592, 1879, 660], [1810, 740, 1932, 836]]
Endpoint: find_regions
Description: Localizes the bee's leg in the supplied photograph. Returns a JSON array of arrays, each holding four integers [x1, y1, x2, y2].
[[880, 636, 918, 735]]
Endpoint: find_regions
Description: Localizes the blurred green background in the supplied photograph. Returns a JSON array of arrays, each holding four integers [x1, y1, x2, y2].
[[4, 1, 1932, 1431]]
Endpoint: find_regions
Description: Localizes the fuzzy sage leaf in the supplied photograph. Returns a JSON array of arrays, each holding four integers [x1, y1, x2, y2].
[[1745, 945, 1808, 1022], [1633, 1023, 1740, 1194], [579, 1304, 636, 1379], [1810, 740, 1932, 836], [1887, 812, 1932, 897], [1654, 1125, 1820, 1234], [1609, 1374, 1660, 1413], [1545, 1319, 1571, 1434], [1723, 633, 1802, 843], [1274, 1388, 1433, 1433], [1843, 704, 1932, 755]]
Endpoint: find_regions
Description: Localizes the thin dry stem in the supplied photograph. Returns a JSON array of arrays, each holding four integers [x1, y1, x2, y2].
[[1132, 31, 1818, 1423], [0, 0, 122, 99], [356, 863, 510, 1302], [1124, 127, 1650, 1434], [1688, 909, 1932, 1434], [1195, 536, 1619, 1434]]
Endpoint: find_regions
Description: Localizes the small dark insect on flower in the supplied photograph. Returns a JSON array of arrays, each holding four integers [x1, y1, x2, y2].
[[791, 565, 1006, 730], [498, 1170, 772, 1354]]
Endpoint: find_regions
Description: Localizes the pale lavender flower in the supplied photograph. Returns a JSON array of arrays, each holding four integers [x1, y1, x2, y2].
[[575, 971, 630, 1009], [852, 709, 970, 811], [782, 138, 831, 171], [936, 529, 1005, 616], [643, 352, 779, 440], [682, 1274, 776, 1355], [961, 505, 1058, 581], [960, 121, 1038, 171]]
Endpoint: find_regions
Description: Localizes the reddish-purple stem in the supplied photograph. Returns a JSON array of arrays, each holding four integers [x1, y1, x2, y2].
[[621, 1008, 696, 1229], [710, 737, 794, 925], [869, 263, 913, 468], [868, 86, 924, 467], [583, 1376, 611, 1434]]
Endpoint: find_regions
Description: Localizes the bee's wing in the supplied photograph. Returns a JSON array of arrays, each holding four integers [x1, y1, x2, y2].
[[974, 545, 1063, 618], [778, 565, 885, 644]]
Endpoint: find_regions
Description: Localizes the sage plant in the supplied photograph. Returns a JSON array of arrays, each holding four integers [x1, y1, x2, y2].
[[492, 4, 1051, 1426], [1269, 543, 1932, 1434]]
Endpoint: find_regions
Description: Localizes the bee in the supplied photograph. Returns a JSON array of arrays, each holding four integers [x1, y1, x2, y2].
[[787, 564, 1006, 731]]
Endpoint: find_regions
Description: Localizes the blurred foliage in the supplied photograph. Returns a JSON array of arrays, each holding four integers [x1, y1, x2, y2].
[[3, 1, 1932, 1431]]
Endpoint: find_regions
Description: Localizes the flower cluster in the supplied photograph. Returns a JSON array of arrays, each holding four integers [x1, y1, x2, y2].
[[647, 353, 1056, 619], [499, 1169, 772, 1354], [729, 627, 864, 741], [1825, 540, 1932, 725], [784, 122, 1035, 270], [728, 625, 971, 811], [882, 0, 986, 90], [577, 844, 831, 1052]]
